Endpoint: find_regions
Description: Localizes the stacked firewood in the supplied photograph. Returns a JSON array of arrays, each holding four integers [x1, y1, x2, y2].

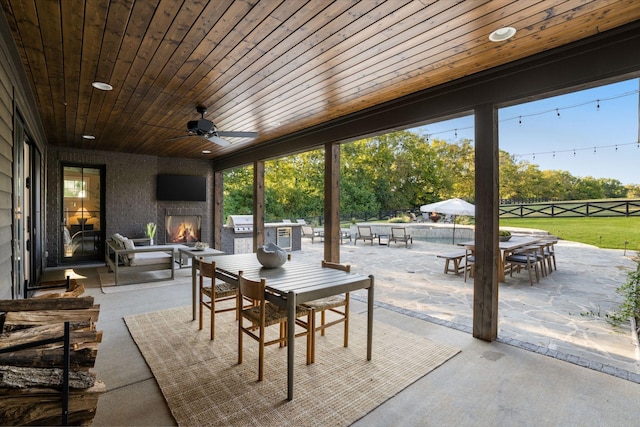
[[0, 280, 105, 426]]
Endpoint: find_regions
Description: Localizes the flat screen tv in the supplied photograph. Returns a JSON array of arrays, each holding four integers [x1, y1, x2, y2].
[[156, 174, 206, 201]]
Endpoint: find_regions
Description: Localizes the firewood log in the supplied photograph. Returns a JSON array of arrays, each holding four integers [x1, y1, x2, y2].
[[0, 345, 98, 369], [0, 324, 101, 351], [0, 296, 94, 312], [0, 365, 96, 388], [0, 380, 105, 426], [3, 306, 100, 329]]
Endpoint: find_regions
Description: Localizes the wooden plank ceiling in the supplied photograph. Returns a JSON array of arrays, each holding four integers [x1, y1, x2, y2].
[[2, 0, 640, 160]]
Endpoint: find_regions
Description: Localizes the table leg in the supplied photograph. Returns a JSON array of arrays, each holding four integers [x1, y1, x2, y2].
[[287, 291, 296, 401], [499, 251, 507, 282], [191, 259, 197, 321], [367, 275, 374, 361]]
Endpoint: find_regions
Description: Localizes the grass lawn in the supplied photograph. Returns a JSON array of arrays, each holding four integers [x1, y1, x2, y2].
[[500, 217, 640, 251]]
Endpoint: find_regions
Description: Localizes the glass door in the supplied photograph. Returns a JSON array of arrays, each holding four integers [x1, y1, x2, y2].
[[61, 165, 104, 263]]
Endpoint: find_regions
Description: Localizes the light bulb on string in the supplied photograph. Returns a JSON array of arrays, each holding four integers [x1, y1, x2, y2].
[[593, 147, 596, 154], [454, 129, 458, 138], [556, 108, 560, 118], [518, 116, 522, 125], [596, 99, 600, 110], [615, 145, 618, 152], [533, 153, 536, 160], [552, 151, 555, 159], [573, 149, 576, 156]]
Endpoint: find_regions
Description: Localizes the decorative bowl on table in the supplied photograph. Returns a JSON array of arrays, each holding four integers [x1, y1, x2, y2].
[[499, 231, 512, 242], [256, 243, 287, 268], [194, 242, 209, 250]]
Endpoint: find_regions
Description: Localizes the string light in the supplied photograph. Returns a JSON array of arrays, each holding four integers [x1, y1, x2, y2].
[[512, 141, 638, 160], [421, 88, 639, 140]]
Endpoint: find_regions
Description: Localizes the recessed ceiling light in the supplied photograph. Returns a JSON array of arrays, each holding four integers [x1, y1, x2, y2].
[[92, 81, 113, 91], [489, 27, 516, 42], [82, 135, 96, 140], [202, 150, 211, 154]]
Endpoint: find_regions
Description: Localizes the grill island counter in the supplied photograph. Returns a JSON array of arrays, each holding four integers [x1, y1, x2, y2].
[[222, 215, 302, 254]]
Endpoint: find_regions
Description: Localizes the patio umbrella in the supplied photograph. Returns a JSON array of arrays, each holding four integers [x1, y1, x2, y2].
[[420, 198, 475, 243]]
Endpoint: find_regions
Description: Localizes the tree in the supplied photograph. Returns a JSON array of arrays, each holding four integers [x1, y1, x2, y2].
[[223, 165, 253, 218]]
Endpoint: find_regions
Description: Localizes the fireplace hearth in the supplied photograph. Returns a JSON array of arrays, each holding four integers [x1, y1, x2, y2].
[[165, 215, 201, 244]]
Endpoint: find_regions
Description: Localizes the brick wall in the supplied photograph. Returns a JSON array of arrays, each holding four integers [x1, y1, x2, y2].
[[46, 147, 212, 267]]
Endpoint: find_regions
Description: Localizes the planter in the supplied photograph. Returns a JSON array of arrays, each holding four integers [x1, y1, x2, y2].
[[429, 215, 441, 223], [499, 235, 511, 242]]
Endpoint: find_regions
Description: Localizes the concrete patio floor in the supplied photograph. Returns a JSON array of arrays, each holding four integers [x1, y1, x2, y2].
[[40, 236, 640, 425]]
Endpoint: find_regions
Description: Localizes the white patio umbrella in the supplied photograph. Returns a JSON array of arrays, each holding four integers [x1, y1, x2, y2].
[[420, 198, 475, 243]]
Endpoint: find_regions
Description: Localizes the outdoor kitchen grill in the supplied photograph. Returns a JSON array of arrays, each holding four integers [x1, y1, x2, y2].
[[227, 215, 254, 234], [221, 215, 302, 255]]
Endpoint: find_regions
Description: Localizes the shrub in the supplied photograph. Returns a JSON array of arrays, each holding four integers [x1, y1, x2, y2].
[[606, 259, 640, 331], [389, 216, 409, 223]]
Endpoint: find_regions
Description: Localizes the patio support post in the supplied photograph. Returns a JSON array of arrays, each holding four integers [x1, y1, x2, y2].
[[473, 103, 500, 342], [324, 142, 341, 263], [253, 160, 265, 251], [213, 169, 223, 250]]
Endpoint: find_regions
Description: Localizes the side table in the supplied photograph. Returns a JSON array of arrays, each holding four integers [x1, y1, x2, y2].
[[178, 247, 225, 269]]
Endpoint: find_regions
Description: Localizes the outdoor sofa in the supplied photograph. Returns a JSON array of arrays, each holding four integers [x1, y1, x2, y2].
[[105, 233, 188, 285]]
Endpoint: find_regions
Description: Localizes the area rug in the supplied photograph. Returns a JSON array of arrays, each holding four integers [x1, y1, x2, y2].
[[98, 266, 192, 293], [125, 305, 460, 426]]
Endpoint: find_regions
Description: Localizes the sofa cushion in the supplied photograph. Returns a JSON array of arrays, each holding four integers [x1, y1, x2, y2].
[[123, 238, 136, 261], [129, 251, 172, 266]]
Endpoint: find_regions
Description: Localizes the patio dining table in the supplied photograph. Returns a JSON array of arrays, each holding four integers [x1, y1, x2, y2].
[[458, 236, 541, 282], [212, 253, 374, 400]]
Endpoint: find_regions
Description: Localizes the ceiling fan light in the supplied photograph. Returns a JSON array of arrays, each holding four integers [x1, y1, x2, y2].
[[91, 81, 113, 91], [202, 150, 211, 154], [82, 134, 95, 140], [489, 27, 516, 42]]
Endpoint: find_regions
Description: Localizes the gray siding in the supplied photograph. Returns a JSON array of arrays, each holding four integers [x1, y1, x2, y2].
[[0, 47, 13, 299]]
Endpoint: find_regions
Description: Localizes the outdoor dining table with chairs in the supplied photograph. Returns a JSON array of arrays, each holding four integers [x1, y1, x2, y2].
[[457, 236, 554, 283], [208, 253, 375, 400]]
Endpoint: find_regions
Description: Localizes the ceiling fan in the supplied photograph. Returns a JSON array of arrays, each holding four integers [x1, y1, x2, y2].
[[168, 106, 258, 147]]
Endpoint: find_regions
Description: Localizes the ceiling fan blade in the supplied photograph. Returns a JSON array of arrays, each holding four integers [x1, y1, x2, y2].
[[166, 135, 194, 141], [216, 131, 258, 138], [207, 135, 232, 147]]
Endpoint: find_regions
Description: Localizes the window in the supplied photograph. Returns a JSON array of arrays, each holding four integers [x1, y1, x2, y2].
[[64, 178, 86, 198]]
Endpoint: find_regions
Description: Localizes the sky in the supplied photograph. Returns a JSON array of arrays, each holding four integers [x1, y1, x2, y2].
[[413, 78, 640, 185]]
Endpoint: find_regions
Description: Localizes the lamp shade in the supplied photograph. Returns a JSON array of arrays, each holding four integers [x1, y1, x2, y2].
[[76, 207, 91, 217]]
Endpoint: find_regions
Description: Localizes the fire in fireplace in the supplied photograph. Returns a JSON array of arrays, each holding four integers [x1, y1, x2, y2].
[[165, 215, 201, 244]]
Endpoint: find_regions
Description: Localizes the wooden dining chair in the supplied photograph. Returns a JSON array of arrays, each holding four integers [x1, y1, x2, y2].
[[505, 246, 540, 285], [199, 258, 240, 340], [540, 238, 558, 273], [237, 271, 312, 381], [463, 246, 475, 283], [301, 260, 350, 363]]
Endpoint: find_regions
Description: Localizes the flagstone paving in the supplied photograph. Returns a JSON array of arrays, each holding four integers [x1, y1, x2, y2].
[[292, 236, 640, 381]]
